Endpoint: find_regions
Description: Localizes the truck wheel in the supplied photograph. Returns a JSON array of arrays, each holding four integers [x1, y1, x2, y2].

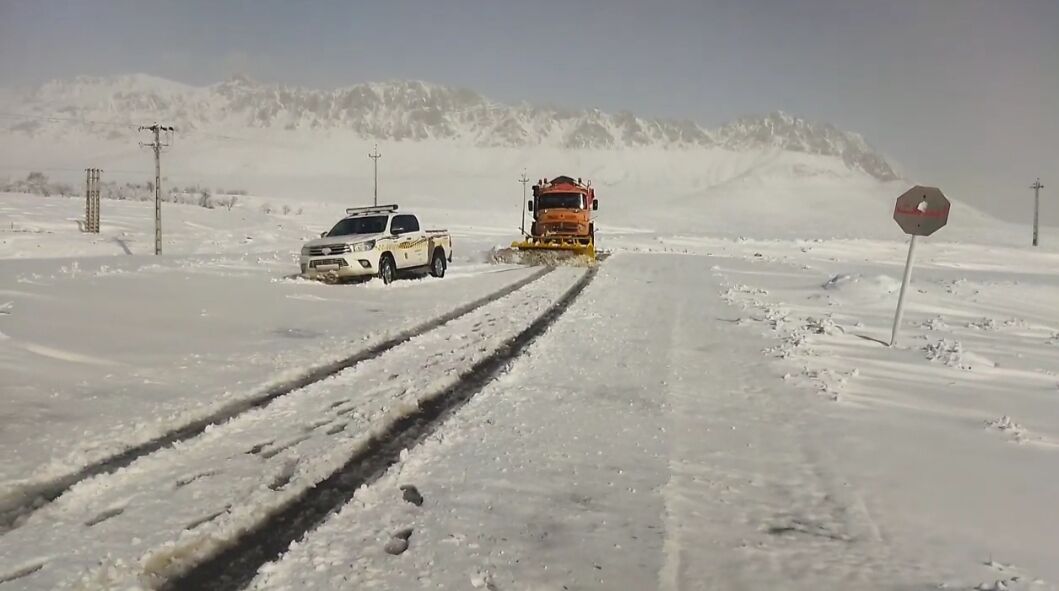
[[430, 248, 447, 278], [378, 255, 397, 285]]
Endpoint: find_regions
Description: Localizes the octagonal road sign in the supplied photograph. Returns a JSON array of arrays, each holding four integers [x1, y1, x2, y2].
[[894, 185, 951, 236]]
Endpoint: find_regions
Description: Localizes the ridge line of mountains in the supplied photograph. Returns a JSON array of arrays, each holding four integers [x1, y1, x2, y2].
[[3, 74, 898, 181]]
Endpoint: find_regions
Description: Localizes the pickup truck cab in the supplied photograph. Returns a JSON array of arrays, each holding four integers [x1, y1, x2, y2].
[[300, 205, 452, 284]]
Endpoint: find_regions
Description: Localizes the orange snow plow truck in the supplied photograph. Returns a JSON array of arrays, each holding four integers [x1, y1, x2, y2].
[[510, 175, 599, 262]]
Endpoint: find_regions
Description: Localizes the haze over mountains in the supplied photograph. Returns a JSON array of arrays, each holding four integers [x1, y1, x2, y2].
[[3, 74, 897, 182], [4, 74, 1018, 242]]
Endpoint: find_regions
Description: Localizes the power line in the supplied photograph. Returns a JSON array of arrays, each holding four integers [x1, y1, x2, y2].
[[0, 110, 290, 146], [181, 128, 300, 147], [0, 111, 133, 129], [0, 164, 148, 175]]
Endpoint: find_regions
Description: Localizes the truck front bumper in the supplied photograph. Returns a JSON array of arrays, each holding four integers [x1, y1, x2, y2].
[[300, 251, 381, 280]]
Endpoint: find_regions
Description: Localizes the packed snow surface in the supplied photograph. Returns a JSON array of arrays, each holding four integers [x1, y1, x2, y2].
[[246, 250, 1059, 590]]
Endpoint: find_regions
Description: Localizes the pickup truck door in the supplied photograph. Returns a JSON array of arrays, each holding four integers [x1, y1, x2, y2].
[[409, 215, 430, 266], [391, 214, 428, 268]]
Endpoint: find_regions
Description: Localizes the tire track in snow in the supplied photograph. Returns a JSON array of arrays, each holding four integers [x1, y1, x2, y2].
[[0, 561, 44, 586], [163, 267, 598, 591], [0, 267, 590, 589], [0, 267, 551, 533]]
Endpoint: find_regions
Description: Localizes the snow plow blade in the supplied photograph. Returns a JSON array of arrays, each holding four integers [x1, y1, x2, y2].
[[491, 237, 597, 267]]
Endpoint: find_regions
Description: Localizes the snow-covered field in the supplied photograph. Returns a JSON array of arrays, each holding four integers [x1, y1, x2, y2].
[[1, 177, 1057, 590], [0, 193, 535, 514]]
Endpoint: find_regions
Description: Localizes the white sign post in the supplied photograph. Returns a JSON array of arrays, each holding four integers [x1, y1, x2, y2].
[[890, 234, 918, 347], [890, 186, 951, 347]]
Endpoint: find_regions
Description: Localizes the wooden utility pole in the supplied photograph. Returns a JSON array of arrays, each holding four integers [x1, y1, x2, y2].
[[1031, 178, 1044, 247], [368, 144, 381, 206], [519, 170, 530, 235], [139, 124, 174, 255]]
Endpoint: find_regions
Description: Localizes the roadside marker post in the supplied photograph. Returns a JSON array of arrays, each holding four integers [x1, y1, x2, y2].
[[890, 234, 918, 348], [890, 185, 951, 347]]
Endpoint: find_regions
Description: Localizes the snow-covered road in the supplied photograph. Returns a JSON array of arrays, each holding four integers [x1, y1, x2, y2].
[[253, 252, 1058, 591], [248, 253, 914, 590]]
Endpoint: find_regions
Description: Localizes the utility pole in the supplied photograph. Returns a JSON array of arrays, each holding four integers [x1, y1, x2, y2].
[[368, 144, 381, 206], [85, 169, 91, 232], [518, 170, 530, 235], [84, 168, 101, 233], [139, 123, 174, 255], [1031, 177, 1044, 247]]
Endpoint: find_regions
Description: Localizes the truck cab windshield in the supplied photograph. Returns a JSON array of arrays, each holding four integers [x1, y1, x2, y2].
[[537, 193, 584, 210], [327, 215, 388, 237]]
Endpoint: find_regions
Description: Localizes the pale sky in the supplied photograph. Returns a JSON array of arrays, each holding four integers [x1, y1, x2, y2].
[[1, 0, 1057, 224]]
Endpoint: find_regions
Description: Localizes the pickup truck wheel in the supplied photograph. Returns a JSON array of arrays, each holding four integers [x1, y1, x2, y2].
[[430, 249, 447, 278], [378, 255, 397, 285]]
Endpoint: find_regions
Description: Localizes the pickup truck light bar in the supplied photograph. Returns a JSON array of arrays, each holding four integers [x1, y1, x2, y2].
[[345, 204, 398, 216]]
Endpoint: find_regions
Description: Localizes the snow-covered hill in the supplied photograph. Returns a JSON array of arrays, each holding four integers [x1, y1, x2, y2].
[[2, 74, 1021, 242], [3, 74, 896, 180]]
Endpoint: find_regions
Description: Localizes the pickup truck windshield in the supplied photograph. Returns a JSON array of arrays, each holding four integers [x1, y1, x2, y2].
[[327, 215, 388, 237], [537, 193, 584, 210]]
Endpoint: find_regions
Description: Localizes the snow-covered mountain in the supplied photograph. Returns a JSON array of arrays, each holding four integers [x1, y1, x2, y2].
[[3, 74, 897, 181]]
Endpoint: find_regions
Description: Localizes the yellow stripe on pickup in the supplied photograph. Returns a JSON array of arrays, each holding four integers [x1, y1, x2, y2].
[[397, 238, 429, 249]]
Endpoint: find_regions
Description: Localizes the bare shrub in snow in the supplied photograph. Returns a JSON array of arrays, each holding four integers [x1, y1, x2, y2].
[[804, 316, 843, 335], [1, 172, 75, 197], [26, 172, 48, 194], [922, 339, 980, 370], [967, 318, 999, 331], [282, 204, 292, 215], [921, 316, 948, 331], [985, 416, 1030, 443], [86, 180, 241, 210]]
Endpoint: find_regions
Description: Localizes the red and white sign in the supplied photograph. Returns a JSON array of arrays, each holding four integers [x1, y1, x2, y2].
[[893, 186, 951, 236]]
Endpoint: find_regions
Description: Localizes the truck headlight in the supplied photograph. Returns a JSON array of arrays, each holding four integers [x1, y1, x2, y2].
[[352, 240, 375, 252], [300, 246, 310, 255]]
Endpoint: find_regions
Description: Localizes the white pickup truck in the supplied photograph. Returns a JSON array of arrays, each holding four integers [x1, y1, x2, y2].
[[300, 205, 452, 284]]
